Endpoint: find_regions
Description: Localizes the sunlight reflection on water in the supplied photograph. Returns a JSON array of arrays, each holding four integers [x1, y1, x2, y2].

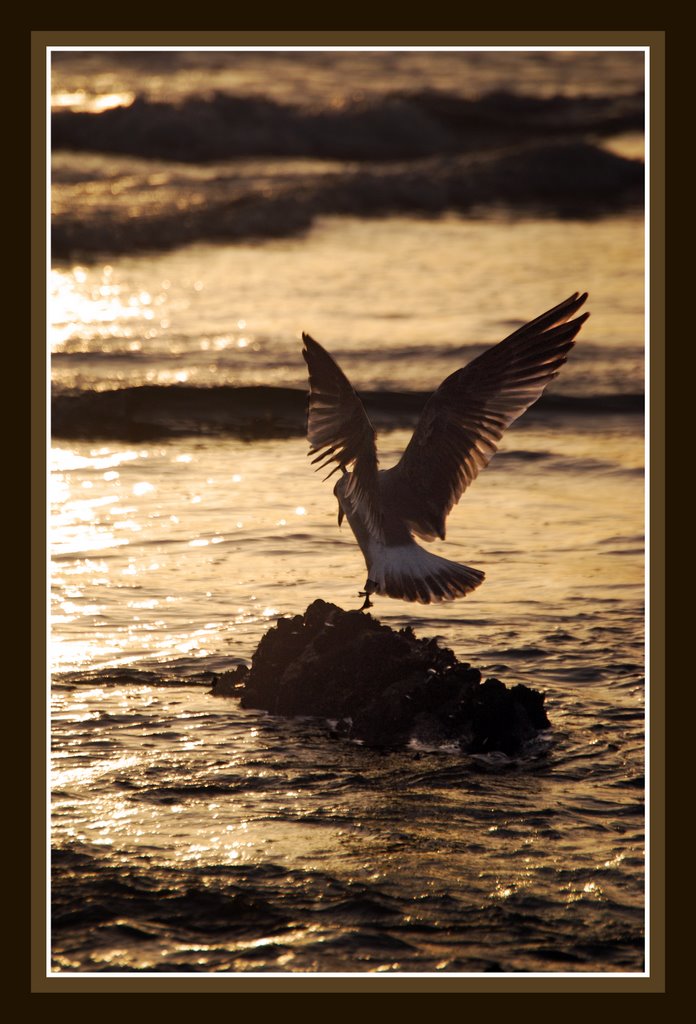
[[50, 216, 644, 397], [50, 417, 643, 677]]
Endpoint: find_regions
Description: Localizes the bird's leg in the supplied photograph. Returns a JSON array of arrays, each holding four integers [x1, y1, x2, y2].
[[357, 578, 376, 611]]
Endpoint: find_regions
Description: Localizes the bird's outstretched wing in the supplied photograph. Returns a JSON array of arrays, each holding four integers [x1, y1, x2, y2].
[[302, 332, 383, 537], [384, 292, 589, 542]]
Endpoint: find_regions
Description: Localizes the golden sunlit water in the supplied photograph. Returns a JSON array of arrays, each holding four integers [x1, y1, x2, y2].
[[50, 216, 643, 396], [50, 49, 644, 109], [51, 396, 645, 974], [51, 423, 643, 674], [49, 48, 646, 976]]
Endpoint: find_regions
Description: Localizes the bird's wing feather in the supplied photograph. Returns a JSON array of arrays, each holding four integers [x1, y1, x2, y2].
[[302, 332, 383, 537], [385, 292, 589, 541]]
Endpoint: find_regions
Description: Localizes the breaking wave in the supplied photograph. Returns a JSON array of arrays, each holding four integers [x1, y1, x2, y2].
[[51, 88, 644, 259], [53, 88, 644, 163], [52, 384, 644, 441]]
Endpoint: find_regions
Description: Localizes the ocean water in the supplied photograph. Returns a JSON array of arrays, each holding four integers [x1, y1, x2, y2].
[[49, 48, 646, 975]]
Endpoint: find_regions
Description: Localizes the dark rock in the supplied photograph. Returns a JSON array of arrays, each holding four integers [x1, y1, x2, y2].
[[209, 664, 249, 697], [229, 600, 550, 754]]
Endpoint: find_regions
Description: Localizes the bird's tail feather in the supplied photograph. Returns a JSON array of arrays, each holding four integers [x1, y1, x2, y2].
[[370, 542, 485, 604]]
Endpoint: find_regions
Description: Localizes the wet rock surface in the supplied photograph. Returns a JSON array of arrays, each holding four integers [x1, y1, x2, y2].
[[211, 600, 551, 754]]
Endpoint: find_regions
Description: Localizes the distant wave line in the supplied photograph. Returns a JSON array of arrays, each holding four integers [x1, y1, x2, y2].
[[52, 384, 644, 441], [52, 141, 644, 260], [52, 87, 645, 164]]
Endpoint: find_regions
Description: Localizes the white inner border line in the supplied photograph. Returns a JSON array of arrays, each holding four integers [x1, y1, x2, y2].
[[45, 42, 650, 982]]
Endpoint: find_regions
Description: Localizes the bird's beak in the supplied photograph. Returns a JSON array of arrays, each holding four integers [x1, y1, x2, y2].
[[337, 503, 344, 527]]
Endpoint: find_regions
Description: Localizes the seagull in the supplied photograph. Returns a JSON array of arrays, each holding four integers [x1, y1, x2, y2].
[[302, 292, 589, 609]]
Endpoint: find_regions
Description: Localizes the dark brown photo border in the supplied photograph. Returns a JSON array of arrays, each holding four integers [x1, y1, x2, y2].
[[31, 29, 665, 994]]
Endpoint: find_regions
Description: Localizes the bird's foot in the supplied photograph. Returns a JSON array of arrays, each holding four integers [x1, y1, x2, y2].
[[357, 579, 377, 611]]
